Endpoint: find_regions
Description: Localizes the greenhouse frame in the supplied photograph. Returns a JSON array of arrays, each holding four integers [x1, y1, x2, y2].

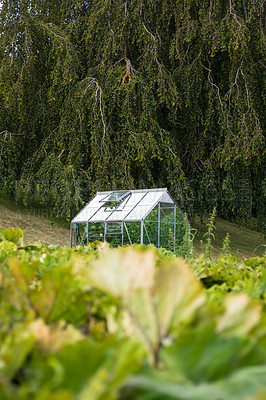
[[70, 188, 189, 253]]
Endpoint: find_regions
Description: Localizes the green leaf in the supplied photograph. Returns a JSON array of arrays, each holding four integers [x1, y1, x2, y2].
[[0, 323, 35, 380], [0, 240, 17, 262], [1, 228, 23, 246], [154, 258, 206, 337], [123, 365, 266, 400]]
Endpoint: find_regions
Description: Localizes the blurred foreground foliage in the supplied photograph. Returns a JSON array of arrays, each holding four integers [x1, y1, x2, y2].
[[0, 228, 265, 399]]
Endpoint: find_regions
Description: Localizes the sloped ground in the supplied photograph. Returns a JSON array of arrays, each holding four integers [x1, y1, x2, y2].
[[0, 193, 265, 257], [191, 216, 265, 258], [0, 194, 69, 247]]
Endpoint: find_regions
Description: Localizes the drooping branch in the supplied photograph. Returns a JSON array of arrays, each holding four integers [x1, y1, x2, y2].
[[80, 77, 107, 146], [122, 58, 133, 84], [201, 60, 223, 108]]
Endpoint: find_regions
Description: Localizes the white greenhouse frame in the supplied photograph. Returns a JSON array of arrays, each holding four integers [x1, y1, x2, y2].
[[70, 188, 189, 252]]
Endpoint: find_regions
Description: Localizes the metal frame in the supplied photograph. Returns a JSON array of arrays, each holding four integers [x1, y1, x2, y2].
[[99, 191, 130, 203], [70, 224, 73, 247], [104, 222, 107, 241], [123, 191, 148, 220], [124, 222, 132, 245], [74, 223, 77, 246], [140, 192, 166, 222], [158, 202, 160, 248], [140, 220, 144, 245], [143, 221, 152, 245], [105, 193, 132, 220], [174, 205, 176, 253]]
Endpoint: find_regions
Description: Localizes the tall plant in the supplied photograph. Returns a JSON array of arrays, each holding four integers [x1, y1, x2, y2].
[[201, 207, 217, 259]]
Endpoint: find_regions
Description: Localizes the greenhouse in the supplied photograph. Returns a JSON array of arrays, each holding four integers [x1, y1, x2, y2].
[[70, 188, 189, 252]]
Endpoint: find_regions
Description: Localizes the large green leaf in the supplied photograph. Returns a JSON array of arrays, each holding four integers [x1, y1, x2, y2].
[[154, 258, 206, 337], [76, 339, 145, 400], [0, 323, 35, 380], [122, 365, 266, 400], [87, 247, 206, 365], [1, 228, 23, 246]]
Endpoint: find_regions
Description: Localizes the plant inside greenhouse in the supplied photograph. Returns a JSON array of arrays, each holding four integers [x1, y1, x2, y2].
[[71, 189, 189, 253]]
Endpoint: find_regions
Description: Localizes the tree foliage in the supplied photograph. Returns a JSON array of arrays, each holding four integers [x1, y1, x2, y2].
[[0, 0, 265, 228]]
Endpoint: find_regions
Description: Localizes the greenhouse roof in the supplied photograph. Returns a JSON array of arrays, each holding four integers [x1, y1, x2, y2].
[[72, 188, 177, 223]]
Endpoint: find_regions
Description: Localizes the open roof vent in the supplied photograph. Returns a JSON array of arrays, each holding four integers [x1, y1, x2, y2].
[[99, 191, 131, 211]]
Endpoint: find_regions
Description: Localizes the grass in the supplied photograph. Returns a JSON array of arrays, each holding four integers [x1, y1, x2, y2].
[[0, 193, 265, 258], [191, 216, 265, 258], [0, 193, 69, 247]]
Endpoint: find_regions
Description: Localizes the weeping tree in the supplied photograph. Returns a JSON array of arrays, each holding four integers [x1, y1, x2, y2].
[[0, 0, 265, 229]]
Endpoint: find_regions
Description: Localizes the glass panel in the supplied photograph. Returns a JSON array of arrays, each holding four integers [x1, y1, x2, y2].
[[100, 191, 130, 203], [102, 193, 131, 213], [145, 204, 158, 222], [175, 210, 186, 247], [105, 234, 123, 247], [90, 192, 144, 221], [89, 205, 113, 221], [88, 222, 104, 242], [143, 222, 152, 245], [159, 204, 175, 251], [106, 222, 122, 234], [123, 223, 132, 245], [72, 193, 107, 223], [124, 191, 165, 221], [160, 222, 175, 251], [160, 203, 175, 218], [75, 223, 87, 246], [105, 222, 123, 247], [73, 190, 172, 223], [144, 205, 159, 247], [124, 221, 141, 244], [106, 192, 145, 221]]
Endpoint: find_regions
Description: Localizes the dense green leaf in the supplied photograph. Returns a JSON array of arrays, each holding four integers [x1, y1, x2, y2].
[[0, 232, 265, 399]]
